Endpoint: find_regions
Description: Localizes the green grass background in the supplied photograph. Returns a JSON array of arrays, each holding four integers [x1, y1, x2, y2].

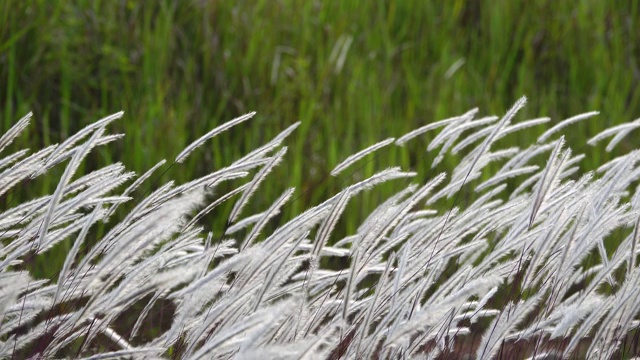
[[1, 1, 639, 266]]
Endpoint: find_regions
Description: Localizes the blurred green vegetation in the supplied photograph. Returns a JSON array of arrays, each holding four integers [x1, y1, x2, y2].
[[1, 1, 639, 250]]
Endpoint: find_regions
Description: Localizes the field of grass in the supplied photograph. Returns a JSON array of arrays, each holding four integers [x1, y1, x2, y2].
[[4, 92, 640, 358], [2, 2, 640, 358], [2, 1, 639, 234]]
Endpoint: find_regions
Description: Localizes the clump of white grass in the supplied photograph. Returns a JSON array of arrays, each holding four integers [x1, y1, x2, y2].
[[3, 97, 640, 359]]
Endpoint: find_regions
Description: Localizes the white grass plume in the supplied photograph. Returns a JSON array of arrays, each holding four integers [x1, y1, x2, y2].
[[0, 112, 31, 154], [395, 108, 478, 146], [331, 137, 395, 176], [5, 101, 640, 359], [538, 111, 599, 143], [175, 111, 256, 163]]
